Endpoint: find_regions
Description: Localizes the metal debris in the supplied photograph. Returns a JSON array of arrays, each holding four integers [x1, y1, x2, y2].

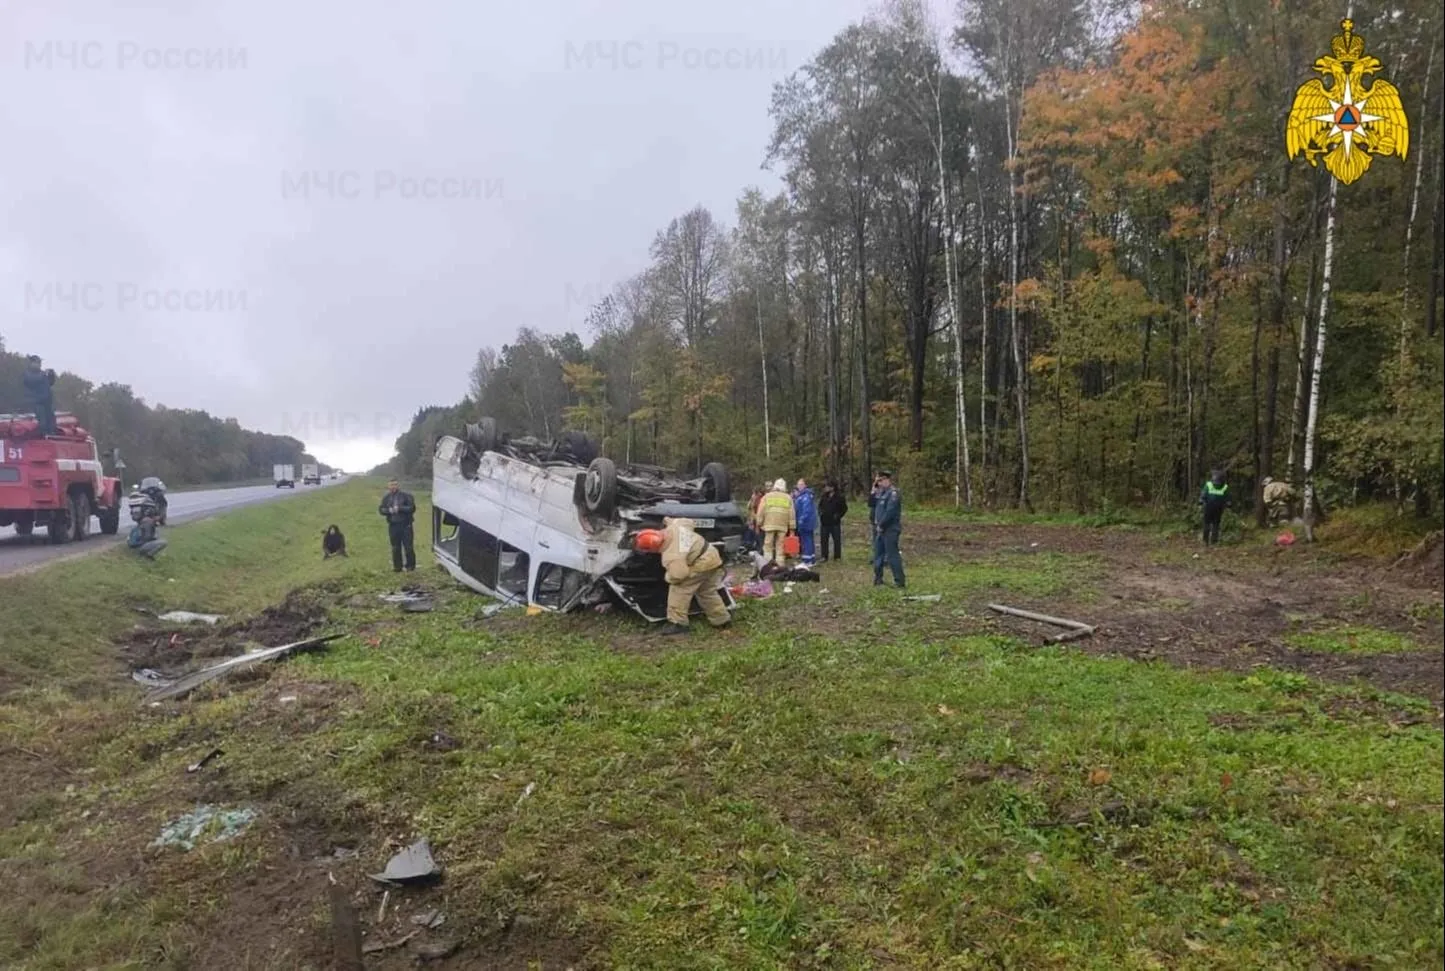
[[132, 668, 174, 689], [369, 838, 443, 886], [378, 589, 430, 605], [158, 611, 225, 625], [186, 747, 224, 773], [142, 634, 344, 703], [903, 594, 942, 603], [515, 782, 537, 808], [152, 805, 257, 851], [410, 910, 447, 929]]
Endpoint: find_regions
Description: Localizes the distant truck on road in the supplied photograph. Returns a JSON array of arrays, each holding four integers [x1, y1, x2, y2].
[[274, 464, 296, 488], [302, 463, 321, 485]]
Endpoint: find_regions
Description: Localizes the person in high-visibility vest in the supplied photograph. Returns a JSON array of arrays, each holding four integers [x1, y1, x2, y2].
[[757, 479, 796, 565], [1199, 469, 1230, 545]]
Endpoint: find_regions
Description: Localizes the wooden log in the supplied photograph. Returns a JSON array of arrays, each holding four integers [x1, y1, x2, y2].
[[987, 603, 1093, 631]]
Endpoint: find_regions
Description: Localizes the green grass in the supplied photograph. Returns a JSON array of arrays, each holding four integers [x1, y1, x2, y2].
[[1286, 625, 1430, 656], [1, 481, 1441, 970]]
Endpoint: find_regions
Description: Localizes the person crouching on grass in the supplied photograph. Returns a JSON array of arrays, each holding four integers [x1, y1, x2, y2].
[[659, 516, 731, 636]]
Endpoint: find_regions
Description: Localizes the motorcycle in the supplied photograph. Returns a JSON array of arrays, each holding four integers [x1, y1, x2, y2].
[[137, 476, 168, 525]]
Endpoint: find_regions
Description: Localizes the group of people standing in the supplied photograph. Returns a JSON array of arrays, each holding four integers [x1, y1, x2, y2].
[[743, 471, 905, 588]]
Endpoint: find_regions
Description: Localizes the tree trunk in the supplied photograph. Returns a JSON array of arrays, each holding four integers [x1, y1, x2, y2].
[[855, 193, 873, 484], [1394, 28, 1437, 507], [1250, 283, 1264, 524], [1302, 176, 1339, 540], [757, 294, 771, 461], [974, 144, 990, 501], [1004, 98, 1030, 509], [937, 108, 971, 507], [1429, 153, 1443, 338], [1288, 177, 1324, 481]]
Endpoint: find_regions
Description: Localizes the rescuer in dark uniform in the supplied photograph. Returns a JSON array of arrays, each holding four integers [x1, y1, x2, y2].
[[1200, 468, 1230, 545], [379, 479, 417, 571]]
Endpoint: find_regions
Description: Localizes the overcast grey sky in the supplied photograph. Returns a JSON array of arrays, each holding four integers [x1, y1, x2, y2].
[[3, 0, 890, 471]]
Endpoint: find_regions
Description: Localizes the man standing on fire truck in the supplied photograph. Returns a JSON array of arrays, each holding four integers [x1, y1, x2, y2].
[[23, 355, 57, 436]]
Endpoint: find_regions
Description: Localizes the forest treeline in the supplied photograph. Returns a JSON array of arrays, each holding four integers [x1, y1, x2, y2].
[[0, 337, 329, 486], [381, 0, 1444, 524]]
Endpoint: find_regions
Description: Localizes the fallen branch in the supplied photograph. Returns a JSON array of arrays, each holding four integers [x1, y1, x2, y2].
[[987, 603, 1095, 642]]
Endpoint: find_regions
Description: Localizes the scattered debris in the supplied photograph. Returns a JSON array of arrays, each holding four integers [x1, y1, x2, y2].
[[1275, 530, 1296, 547], [131, 668, 174, 689], [369, 838, 443, 886], [378, 890, 391, 923], [142, 634, 344, 703], [937, 704, 956, 717], [425, 731, 460, 752], [279, 695, 298, 704], [476, 602, 519, 620], [411, 910, 447, 929], [158, 610, 225, 625], [739, 579, 773, 599], [400, 598, 435, 613], [318, 847, 360, 865], [904, 594, 942, 603], [416, 939, 460, 962], [378, 589, 430, 605], [516, 781, 537, 808], [362, 930, 420, 955], [152, 805, 257, 851], [987, 603, 1095, 643], [1088, 767, 1113, 786], [186, 747, 224, 773]]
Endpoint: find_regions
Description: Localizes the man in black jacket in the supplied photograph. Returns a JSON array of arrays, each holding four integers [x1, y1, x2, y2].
[[379, 479, 417, 571], [23, 355, 57, 436], [818, 480, 848, 561]]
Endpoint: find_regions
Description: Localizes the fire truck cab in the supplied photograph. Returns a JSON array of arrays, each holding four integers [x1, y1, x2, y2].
[[0, 412, 125, 544]]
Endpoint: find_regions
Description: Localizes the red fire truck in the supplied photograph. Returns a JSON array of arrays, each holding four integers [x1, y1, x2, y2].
[[0, 412, 125, 544]]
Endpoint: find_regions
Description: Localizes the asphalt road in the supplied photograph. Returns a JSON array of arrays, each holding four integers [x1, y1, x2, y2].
[[0, 477, 349, 577]]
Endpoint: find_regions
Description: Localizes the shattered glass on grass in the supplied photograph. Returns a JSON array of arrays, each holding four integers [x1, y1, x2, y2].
[[152, 805, 258, 851]]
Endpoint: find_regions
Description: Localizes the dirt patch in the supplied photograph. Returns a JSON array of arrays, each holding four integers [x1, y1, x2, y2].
[[944, 523, 1444, 706], [118, 586, 334, 676], [1392, 530, 1444, 588]]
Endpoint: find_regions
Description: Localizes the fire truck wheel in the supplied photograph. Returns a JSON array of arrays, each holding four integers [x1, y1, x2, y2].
[[70, 491, 92, 541], [99, 496, 121, 535], [48, 509, 72, 545]]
